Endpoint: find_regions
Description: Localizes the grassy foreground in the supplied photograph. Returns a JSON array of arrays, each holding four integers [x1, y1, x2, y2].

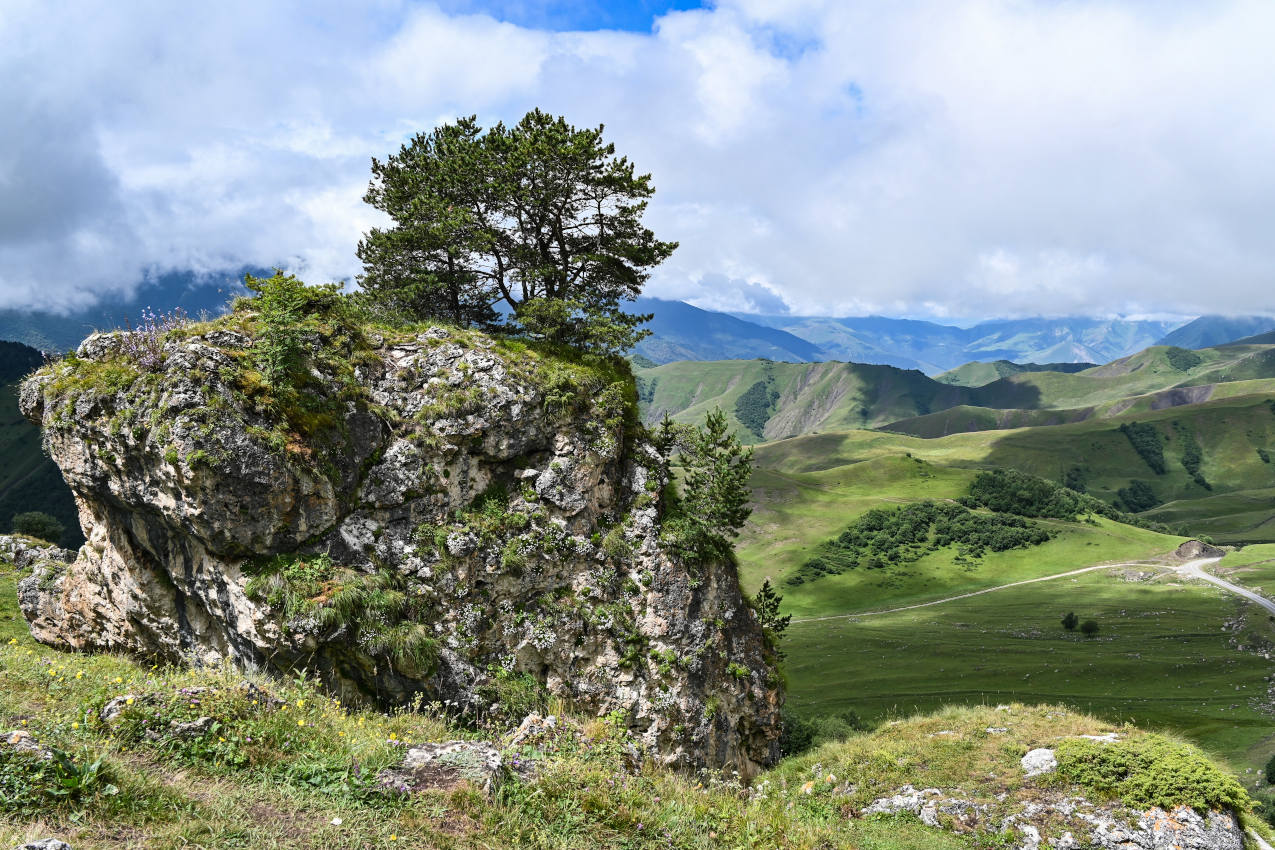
[[1, 552, 1264, 848]]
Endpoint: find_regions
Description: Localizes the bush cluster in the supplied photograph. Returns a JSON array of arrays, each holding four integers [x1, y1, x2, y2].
[[1164, 346, 1204, 372], [789, 500, 1053, 586], [1120, 421, 1167, 475], [1118, 479, 1160, 513], [734, 373, 779, 439], [1056, 734, 1250, 814], [1174, 421, 1211, 490]]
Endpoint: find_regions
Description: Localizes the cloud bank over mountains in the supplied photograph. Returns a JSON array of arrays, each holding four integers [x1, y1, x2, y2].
[[3, 0, 1274, 318]]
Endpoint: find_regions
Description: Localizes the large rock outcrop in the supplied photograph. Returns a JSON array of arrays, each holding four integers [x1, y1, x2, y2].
[[18, 320, 781, 777]]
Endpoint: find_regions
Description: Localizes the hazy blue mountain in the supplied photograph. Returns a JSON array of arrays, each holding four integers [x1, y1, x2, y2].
[[0, 267, 255, 352], [728, 311, 1180, 373], [1156, 315, 1275, 349], [632, 298, 825, 363], [1229, 329, 1275, 345]]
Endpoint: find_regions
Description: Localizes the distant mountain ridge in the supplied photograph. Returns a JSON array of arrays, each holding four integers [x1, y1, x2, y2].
[[632, 298, 822, 363], [1155, 315, 1275, 349], [0, 268, 254, 352], [705, 309, 1182, 373]]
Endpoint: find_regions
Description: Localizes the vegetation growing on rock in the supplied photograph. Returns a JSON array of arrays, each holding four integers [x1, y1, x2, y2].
[[17, 283, 783, 779]]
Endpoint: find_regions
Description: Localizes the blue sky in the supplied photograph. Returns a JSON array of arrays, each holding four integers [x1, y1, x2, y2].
[[436, 0, 707, 31], [2, 1, 1274, 319]]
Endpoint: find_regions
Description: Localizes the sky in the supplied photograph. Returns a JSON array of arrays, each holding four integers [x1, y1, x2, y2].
[[3, 0, 1275, 320]]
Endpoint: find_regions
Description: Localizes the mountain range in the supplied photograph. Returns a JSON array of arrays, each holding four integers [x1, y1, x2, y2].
[[635, 299, 1275, 374]]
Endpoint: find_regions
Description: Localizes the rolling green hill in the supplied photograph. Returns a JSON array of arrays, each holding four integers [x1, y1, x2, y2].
[[734, 424, 1275, 772], [639, 342, 1275, 446], [935, 359, 1095, 387]]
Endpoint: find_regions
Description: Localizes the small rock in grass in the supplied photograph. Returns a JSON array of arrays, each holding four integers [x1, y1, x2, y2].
[[16, 840, 73, 850], [1021, 748, 1057, 777]]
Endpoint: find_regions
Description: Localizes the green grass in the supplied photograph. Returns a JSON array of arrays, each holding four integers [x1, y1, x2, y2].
[[638, 343, 1275, 447], [1, 553, 1256, 849], [7, 562, 1182, 850], [736, 446, 1182, 610], [781, 567, 1275, 772]]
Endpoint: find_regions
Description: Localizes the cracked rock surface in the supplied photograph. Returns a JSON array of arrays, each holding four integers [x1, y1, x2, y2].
[[17, 325, 781, 778]]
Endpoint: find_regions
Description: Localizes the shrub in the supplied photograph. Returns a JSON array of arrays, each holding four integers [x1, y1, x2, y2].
[[243, 272, 343, 387], [779, 708, 816, 756], [734, 377, 778, 440], [1117, 480, 1160, 513], [1164, 346, 1204, 372], [1061, 612, 1079, 631], [1119, 422, 1167, 475], [1174, 422, 1211, 490], [1080, 619, 1099, 637], [1265, 753, 1275, 785], [1056, 734, 1249, 814], [11, 510, 65, 544]]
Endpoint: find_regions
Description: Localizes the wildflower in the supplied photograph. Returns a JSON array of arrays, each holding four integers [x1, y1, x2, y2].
[[297, 699, 305, 708], [126, 697, 134, 705], [7, 638, 15, 645], [115, 677, 122, 683], [339, 731, 346, 737], [330, 817, 342, 826], [389, 733, 397, 740], [298, 720, 306, 727], [219, 737, 226, 743], [72, 722, 79, 730], [826, 774, 835, 783], [390, 835, 397, 842], [801, 780, 816, 795]]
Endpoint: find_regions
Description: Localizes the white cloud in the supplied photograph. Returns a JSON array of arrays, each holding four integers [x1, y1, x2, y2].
[[1, 0, 1274, 317]]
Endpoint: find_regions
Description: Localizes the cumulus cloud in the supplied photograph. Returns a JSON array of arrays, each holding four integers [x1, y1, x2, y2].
[[1, 0, 1274, 317]]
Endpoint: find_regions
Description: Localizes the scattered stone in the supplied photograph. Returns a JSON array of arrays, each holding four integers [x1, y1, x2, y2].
[[169, 717, 215, 738], [2, 730, 51, 759], [377, 740, 510, 795], [15, 840, 73, 850], [985, 727, 1008, 734], [1021, 748, 1057, 777], [508, 713, 559, 747], [860, 785, 1245, 850], [99, 695, 140, 723]]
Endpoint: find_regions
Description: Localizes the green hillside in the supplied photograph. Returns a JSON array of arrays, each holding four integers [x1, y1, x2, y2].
[[0, 343, 81, 548], [639, 343, 1275, 446], [738, 392, 1275, 554], [935, 359, 1095, 387], [637, 358, 978, 442], [734, 430, 1275, 773]]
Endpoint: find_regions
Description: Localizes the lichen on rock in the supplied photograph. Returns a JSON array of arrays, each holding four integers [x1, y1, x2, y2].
[[18, 312, 782, 778]]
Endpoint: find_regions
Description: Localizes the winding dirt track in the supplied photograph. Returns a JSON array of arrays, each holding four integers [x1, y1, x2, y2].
[[790, 557, 1272, 624]]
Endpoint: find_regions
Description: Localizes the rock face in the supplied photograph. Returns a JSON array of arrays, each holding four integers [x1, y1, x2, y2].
[[1175, 539, 1226, 560], [862, 785, 1246, 850], [18, 323, 781, 777]]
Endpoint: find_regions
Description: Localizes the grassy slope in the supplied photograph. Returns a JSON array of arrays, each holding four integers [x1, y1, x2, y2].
[[0, 384, 82, 548], [782, 567, 1275, 769], [935, 360, 1096, 387], [736, 453, 1179, 614], [733, 429, 1275, 773], [13, 563, 1248, 849], [806, 395, 1275, 543], [639, 343, 1275, 446]]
